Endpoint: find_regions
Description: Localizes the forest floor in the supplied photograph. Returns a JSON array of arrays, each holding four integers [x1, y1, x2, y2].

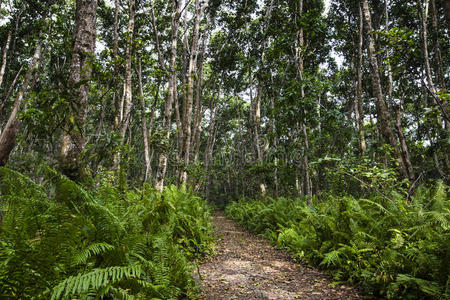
[[196, 211, 364, 300]]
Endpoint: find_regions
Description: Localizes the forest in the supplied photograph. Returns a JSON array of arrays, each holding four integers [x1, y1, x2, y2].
[[0, 0, 448, 299]]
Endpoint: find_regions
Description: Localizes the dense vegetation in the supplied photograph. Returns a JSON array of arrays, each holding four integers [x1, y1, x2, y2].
[[226, 181, 449, 299], [0, 167, 213, 299], [0, 0, 449, 298], [226, 183, 450, 299]]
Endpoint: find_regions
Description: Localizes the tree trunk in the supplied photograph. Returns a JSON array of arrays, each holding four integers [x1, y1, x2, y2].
[[356, 3, 366, 155], [430, 0, 449, 131], [204, 88, 218, 172], [384, 0, 394, 103], [60, 0, 97, 180], [297, 0, 312, 201], [193, 32, 208, 163], [113, 0, 120, 132], [155, 0, 182, 192], [302, 123, 312, 201], [254, 84, 263, 163], [0, 30, 11, 88], [395, 105, 415, 181], [248, 69, 256, 157], [422, 0, 437, 97], [177, 14, 188, 162], [421, 0, 449, 171], [192, 83, 203, 164], [361, 0, 409, 180], [180, 0, 208, 184], [269, 75, 279, 197], [204, 95, 218, 198], [138, 59, 151, 183], [0, 42, 42, 166], [0, 66, 22, 115], [112, 0, 134, 176], [119, 0, 135, 141], [443, 0, 450, 32]]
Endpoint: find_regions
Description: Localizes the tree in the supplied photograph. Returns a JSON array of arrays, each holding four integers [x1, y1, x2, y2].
[[155, 0, 183, 192], [59, 0, 98, 181], [0, 41, 42, 165], [180, 0, 209, 184], [361, 0, 413, 182]]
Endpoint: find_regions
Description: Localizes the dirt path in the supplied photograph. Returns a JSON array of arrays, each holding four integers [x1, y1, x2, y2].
[[197, 211, 364, 300]]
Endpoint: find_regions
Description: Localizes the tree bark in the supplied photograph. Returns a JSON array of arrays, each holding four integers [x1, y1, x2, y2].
[[112, 0, 134, 176], [384, 0, 394, 103], [113, 0, 120, 132], [60, 0, 97, 180], [138, 59, 151, 183], [297, 0, 312, 201], [0, 42, 42, 166], [422, 0, 437, 97], [361, 0, 409, 180], [0, 66, 22, 115], [0, 30, 11, 89], [430, 0, 449, 131], [177, 14, 188, 162], [395, 105, 415, 181], [204, 88, 218, 172], [193, 32, 208, 163], [119, 0, 135, 141], [421, 0, 449, 170], [443, 0, 450, 32], [180, 0, 208, 184], [155, 0, 183, 192], [248, 69, 257, 158], [356, 3, 366, 155], [269, 75, 279, 197], [254, 84, 262, 163]]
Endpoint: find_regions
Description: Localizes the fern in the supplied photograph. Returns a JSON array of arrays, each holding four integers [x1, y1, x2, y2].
[[72, 242, 116, 266], [51, 265, 143, 299], [320, 250, 341, 267], [0, 167, 214, 299], [391, 274, 441, 297], [226, 182, 449, 299]]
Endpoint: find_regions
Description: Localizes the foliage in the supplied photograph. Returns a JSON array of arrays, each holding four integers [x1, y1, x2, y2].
[[0, 167, 213, 299], [225, 182, 450, 299]]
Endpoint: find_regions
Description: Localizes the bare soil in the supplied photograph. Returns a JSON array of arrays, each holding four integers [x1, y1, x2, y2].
[[196, 211, 364, 300]]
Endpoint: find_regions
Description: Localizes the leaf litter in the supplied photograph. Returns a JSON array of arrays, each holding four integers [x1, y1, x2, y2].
[[196, 211, 366, 299]]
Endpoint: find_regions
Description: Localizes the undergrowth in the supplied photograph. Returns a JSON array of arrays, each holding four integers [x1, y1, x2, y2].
[[225, 182, 449, 299], [0, 167, 214, 299]]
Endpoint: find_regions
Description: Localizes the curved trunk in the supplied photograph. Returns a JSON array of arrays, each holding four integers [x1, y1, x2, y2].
[[0, 42, 42, 166], [361, 0, 409, 181]]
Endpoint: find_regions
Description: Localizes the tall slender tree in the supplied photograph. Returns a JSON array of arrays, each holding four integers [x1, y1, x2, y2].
[[361, 0, 411, 181], [60, 0, 98, 180], [155, 0, 183, 192]]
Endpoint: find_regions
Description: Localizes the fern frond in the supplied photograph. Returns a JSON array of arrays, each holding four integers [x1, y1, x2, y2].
[[51, 265, 143, 299], [394, 274, 441, 296], [72, 242, 116, 266], [320, 250, 341, 267]]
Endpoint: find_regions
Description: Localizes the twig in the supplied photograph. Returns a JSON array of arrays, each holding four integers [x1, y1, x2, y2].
[[339, 169, 394, 204], [407, 171, 424, 199], [422, 79, 450, 123]]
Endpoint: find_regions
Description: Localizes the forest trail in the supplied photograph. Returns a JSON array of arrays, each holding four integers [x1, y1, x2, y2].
[[197, 211, 363, 300]]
